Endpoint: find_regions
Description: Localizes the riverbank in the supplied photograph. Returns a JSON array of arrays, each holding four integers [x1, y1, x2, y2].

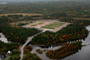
[[28, 26, 90, 60], [30, 23, 89, 46]]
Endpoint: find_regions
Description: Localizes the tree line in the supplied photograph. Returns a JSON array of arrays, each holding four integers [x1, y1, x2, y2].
[[31, 23, 88, 46], [46, 42, 82, 59], [0, 16, 41, 44]]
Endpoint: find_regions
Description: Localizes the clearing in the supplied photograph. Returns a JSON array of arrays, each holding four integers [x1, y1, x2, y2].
[[42, 22, 65, 29], [22, 20, 69, 32]]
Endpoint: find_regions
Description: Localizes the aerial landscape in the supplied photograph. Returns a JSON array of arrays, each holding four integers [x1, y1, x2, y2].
[[0, 0, 90, 60]]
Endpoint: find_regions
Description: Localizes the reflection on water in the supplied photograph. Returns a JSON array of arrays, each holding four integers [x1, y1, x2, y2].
[[0, 26, 90, 60], [30, 26, 90, 60], [46, 42, 82, 59], [63, 45, 90, 60], [63, 26, 90, 60]]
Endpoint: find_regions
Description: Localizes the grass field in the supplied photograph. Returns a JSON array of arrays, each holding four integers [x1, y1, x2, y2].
[[31, 22, 44, 26], [0, 13, 42, 16], [42, 22, 65, 29]]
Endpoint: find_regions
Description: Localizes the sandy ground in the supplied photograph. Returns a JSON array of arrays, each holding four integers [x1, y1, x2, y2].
[[23, 20, 56, 28], [53, 23, 70, 32], [20, 20, 70, 60], [22, 20, 70, 32]]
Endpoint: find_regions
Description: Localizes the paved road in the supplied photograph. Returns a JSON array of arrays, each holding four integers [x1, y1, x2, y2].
[[31, 46, 50, 60], [20, 36, 34, 60], [19, 23, 69, 60], [20, 32, 42, 60], [20, 23, 70, 60]]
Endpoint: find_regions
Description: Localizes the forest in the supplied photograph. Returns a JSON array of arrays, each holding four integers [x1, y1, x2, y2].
[[1, 1, 90, 24], [0, 16, 41, 44], [46, 42, 82, 59], [0, 1, 90, 60], [0, 41, 20, 54], [0, 16, 41, 60], [31, 23, 88, 46], [0, 1, 90, 18], [59, 17, 90, 26]]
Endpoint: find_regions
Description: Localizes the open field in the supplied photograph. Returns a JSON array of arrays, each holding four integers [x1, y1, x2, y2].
[[9, 20, 69, 32], [22, 20, 69, 32], [31, 22, 44, 26], [9, 21, 31, 27], [73, 18, 90, 20], [22, 20, 55, 28], [42, 22, 65, 29], [0, 13, 42, 16]]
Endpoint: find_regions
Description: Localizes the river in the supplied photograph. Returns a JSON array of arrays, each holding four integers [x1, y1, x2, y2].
[[30, 26, 90, 60], [0, 26, 90, 60], [63, 25, 90, 60]]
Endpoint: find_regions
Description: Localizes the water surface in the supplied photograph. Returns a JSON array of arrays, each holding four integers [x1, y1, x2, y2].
[[63, 26, 90, 60]]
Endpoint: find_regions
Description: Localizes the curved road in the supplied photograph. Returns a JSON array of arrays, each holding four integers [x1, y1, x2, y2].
[[20, 23, 70, 60], [20, 32, 42, 60]]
